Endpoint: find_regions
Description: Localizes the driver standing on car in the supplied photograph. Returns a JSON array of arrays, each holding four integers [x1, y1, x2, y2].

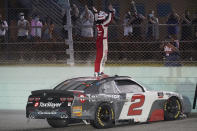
[[93, 4, 115, 77]]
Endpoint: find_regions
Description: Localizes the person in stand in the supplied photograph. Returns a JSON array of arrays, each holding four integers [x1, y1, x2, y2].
[[0, 13, 8, 50], [17, 12, 29, 42], [166, 10, 180, 39], [161, 36, 181, 66], [93, 4, 115, 77], [130, 11, 146, 41], [124, 11, 133, 37], [146, 10, 159, 41], [80, 5, 94, 38], [181, 10, 192, 40], [31, 14, 43, 41], [17, 12, 30, 60], [42, 17, 54, 41], [31, 14, 43, 60]]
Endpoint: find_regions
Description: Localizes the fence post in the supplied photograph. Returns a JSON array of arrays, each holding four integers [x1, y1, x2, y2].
[[193, 83, 197, 109], [65, 0, 74, 66]]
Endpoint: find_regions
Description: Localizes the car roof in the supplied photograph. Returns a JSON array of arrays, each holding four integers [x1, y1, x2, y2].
[[67, 76, 132, 82]]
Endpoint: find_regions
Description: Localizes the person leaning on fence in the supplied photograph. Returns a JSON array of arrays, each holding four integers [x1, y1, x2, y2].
[[80, 5, 94, 38], [161, 36, 181, 66], [17, 12, 30, 42], [0, 13, 8, 49], [93, 4, 115, 77]]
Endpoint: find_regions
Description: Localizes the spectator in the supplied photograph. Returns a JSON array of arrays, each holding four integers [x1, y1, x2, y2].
[[27, 16, 33, 41], [62, 11, 68, 40], [166, 10, 180, 39], [31, 15, 43, 60], [71, 4, 80, 37], [80, 5, 94, 38], [0, 13, 8, 44], [42, 17, 54, 41], [130, 0, 137, 15], [192, 12, 197, 61], [130, 11, 146, 41], [121, 11, 133, 61], [31, 15, 43, 41], [123, 11, 133, 37], [181, 10, 192, 40], [146, 10, 159, 40], [17, 12, 30, 42], [161, 36, 181, 66], [192, 12, 197, 40], [17, 12, 30, 61]]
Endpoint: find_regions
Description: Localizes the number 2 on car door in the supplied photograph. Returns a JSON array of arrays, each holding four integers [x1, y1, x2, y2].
[[127, 94, 145, 116]]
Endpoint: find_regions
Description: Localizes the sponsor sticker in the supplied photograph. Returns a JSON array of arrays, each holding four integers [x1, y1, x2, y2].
[[79, 94, 86, 103], [34, 102, 39, 107], [72, 106, 82, 116], [39, 102, 62, 108], [37, 111, 57, 115]]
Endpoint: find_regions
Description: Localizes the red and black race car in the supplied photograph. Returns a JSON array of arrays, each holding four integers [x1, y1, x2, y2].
[[26, 76, 191, 128]]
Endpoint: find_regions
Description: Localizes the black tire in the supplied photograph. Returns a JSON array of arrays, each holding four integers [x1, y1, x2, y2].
[[47, 119, 69, 128], [91, 103, 115, 129], [164, 97, 182, 120]]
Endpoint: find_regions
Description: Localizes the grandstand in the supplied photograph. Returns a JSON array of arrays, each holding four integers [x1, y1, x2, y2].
[[0, 0, 197, 66]]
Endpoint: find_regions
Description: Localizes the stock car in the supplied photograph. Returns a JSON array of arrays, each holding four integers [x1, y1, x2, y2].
[[26, 75, 190, 129]]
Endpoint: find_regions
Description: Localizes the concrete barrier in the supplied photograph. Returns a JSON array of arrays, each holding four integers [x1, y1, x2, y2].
[[0, 65, 196, 112]]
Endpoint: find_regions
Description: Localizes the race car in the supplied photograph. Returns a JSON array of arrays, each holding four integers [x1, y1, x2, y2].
[[26, 75, 190, 129]]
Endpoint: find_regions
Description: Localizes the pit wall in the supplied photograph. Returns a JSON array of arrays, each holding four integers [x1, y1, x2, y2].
[[0, 66, 196, 112]]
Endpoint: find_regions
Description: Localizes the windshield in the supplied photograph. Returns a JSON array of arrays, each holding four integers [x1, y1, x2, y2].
[[54, 79, 95, 91]]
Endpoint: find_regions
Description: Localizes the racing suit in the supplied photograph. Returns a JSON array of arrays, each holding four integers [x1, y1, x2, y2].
[[94, 10, 114, 76]]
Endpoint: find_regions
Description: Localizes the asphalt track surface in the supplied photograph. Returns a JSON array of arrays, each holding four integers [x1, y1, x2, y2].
[[0, 110, 197, 131]]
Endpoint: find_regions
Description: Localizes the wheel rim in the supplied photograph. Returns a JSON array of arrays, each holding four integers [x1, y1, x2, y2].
[[99, 106, 111, 123], [166, 99, 181, 118]]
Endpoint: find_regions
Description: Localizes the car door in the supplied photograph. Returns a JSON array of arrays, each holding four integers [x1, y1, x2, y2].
[[115, 79, 155, 122]]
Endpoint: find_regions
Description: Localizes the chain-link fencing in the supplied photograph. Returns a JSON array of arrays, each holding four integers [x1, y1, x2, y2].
[[0, 0, 197, 66]]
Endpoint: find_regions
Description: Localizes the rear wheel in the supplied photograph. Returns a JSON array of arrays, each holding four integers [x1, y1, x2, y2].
[[47, 119, 69, 128], [91, 103, 115, 129], [164, 97, 182, 120]]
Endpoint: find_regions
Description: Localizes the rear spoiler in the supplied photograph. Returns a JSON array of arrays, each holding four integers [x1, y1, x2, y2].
[[31, 89, 75, 95]]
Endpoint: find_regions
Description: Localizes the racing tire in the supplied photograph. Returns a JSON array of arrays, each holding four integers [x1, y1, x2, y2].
[[164, 97, 182, 120], [91, 103, 115, 129], [47, 119, 69, 128]]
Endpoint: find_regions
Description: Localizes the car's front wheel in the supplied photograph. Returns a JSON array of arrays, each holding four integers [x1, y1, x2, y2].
[[164, 97, 182, 120], [47, 119, 69, 128], [91, 103, 115, 129]]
